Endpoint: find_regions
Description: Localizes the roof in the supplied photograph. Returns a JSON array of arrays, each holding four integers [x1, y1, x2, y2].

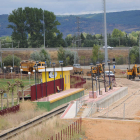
[[33, 67, 73, 73]]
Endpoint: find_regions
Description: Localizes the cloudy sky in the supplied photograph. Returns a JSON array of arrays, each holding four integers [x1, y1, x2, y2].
[[1, 0, 140, 15]]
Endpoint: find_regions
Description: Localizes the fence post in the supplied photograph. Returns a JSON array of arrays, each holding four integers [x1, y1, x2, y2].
[[74, 122, 75, 135], [78, 119, 79, 133], [61, 130, 62, 140], [76, 121, 77, 134], [80, 117, 82, 131], [56, 134, 57, 140], [58, 132, 60, 140], [68, 126, 69, 140], [66, 128, 67, 140], [72, 123, 73, 136], [123, 103, 125, 119], [70, 125, 71, 140]]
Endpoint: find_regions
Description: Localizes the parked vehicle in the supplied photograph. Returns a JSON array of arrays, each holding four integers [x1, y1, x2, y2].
[[127, 64, 140, 79], [20, 60, 45, 74], [73, 64, 84, 75]]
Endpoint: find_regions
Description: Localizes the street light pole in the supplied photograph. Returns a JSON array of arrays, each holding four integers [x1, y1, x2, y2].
[[60, 61, 63, 91], [96, 61, 100, 95], [33, 64, 38, 100], [108, 60, 111, 89], [12, 42, 14, 68], [90, 65, 93, 95], [28, 72, 31, 85], [44, 63, 47, 97], [52, 63, 56, 93], [102, 61, 106, 92], [4, 67, 6, 79]]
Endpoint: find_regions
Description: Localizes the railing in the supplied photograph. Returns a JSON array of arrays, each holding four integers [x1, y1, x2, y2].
[[0, 105, 20, 116], [70, 75, 86, 88], [48, 118, 82, 140]]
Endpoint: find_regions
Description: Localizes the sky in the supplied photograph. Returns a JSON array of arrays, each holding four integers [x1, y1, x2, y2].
[[1, 0, 140, 15]]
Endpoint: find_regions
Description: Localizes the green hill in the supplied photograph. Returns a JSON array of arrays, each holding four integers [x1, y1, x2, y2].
[[1, 10, 140, 38]]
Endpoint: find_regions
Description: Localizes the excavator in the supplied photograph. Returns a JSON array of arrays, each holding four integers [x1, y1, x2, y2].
[[87, 63, 104, 77], [127, 64, 140, 79]]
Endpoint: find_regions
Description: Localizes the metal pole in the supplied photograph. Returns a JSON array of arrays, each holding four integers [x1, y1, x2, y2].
[[139, 33, 140, 64], [37, 65, 38, 84], [35, 69, 37, 100], [45, 66, 47, 97], [98, 65, 100, 95], [109, 63, 110, 89], [54, 66, 56, 93], [12, 42, 14, 68], [129, 48, 130, 69], [123, 103, 125, 119], [43, 10, 45, 49], [91, 66, 93, 95], [96, 76, 97, 96], [103, 64, 106, 92], [28, 73, 30, 84], [1, 52, 2, 68], [61, 64, 63, 90], [104, 0, 108, 65]]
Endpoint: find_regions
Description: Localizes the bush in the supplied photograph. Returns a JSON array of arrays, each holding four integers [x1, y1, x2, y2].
[[30, 49, 51, 66], [3, 55, 21, 66]]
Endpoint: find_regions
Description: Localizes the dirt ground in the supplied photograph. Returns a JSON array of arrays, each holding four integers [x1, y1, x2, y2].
[[83, 77, 140, 140], [82, 118, 140, 140]]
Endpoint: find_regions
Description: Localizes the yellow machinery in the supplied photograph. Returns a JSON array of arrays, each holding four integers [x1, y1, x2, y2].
[[87, 63, 103, 76], [127, 64, 140, 79], [20, 60, 45, 74]]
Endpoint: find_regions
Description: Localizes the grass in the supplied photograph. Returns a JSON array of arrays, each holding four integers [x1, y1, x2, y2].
[[11, 117, 86, 140], [0, 101, 46, 132]]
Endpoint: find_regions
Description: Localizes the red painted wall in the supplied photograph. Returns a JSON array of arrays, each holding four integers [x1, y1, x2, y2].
[[31, 78, 64, 101]]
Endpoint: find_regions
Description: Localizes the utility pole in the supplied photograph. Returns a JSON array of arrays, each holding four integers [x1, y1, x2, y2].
[[139, 33, 140, 64], [76, 17, 81, 48], [43, 10, 45, 49], [103, 0, 108, 65], [12, 42, 14, 68]]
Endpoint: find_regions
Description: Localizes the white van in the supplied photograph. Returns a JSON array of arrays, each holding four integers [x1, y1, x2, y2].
[[73, 64, 81, 68]]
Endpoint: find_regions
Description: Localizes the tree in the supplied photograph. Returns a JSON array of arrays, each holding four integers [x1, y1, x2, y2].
[[20, 81, 25, 102], [0, 87, 6, 110], [8, 8, 27, 48], [30, 49, 51, 64], [92, 44, 100, 64], [15, 79, 21, 105], [3, 55, 21, 66], [57, 47, 66, 65], [129, 46, 139, 64], [7, 82, 16, 106], [8, 7, 64, 48]]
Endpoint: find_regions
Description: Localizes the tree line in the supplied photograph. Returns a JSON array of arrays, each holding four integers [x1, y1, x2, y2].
[[64, 29, 140, 47]]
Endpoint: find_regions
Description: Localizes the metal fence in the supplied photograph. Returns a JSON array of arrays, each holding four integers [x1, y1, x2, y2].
[[70, 75, 86, 88], [48, 118, 82, 140], [0, 105, 20, 116]]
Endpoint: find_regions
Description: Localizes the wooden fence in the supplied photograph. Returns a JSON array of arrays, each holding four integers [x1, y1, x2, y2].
[[48, 118, 82, 140]]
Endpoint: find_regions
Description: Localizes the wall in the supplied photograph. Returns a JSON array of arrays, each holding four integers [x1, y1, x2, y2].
[[42, 70, 70, 90], [96, 87, 128, 109], [31, 78, 64, 101], [37, 89, 84, 111]]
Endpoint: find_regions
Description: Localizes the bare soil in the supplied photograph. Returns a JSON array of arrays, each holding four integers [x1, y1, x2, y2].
[[82, 118, 140, 140]]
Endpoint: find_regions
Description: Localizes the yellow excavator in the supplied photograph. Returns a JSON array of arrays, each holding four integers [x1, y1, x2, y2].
[[87, 63, 103, 77], [127, 64, 140, 79]]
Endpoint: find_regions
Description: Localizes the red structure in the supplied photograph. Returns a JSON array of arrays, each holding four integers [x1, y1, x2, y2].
[[0, 105, 20, 116], [70, 75, 86, 88], [31, 78, 64, 101]]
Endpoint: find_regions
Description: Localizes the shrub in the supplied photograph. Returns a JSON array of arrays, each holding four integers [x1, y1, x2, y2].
[[3, 55, 21, 66]]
